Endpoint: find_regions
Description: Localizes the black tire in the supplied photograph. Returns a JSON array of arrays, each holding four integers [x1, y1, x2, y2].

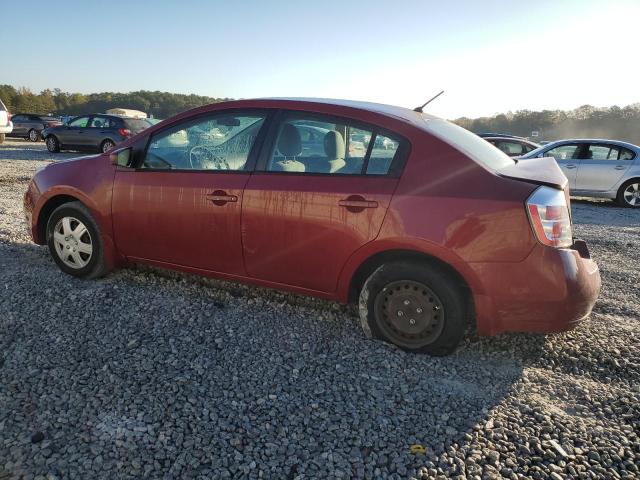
[[100, 139, 115, 153], [45, 135, 60, 153], [616, 179, 640, 208], [28, 129, 39, 142], [358, 261, 468, 356], [46, 201, 108, 279]]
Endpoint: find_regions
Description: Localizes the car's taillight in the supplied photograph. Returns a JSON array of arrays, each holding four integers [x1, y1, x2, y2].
[[526, 186, 572, 248], [119, 128, 131, 137]]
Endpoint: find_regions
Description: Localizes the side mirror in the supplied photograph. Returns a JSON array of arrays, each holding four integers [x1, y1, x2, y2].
[[110, 147, 132, 167]]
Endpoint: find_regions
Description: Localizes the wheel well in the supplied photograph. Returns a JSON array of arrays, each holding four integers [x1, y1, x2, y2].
[[36, 195, 81, 243], [347, 249, 474, 320]]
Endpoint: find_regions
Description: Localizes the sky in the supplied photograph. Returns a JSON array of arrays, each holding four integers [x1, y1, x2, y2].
[[1, 0, 639, 119]]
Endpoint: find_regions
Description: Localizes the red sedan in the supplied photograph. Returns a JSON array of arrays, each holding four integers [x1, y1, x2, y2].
[[23, 99, 601, 355]]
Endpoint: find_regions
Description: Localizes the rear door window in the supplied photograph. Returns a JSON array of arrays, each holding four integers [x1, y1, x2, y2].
[[265, 113, 405, 176]]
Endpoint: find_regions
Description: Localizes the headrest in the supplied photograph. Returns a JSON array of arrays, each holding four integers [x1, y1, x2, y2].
[[277, 124, 302, 157], [324, 131, 346, 159]]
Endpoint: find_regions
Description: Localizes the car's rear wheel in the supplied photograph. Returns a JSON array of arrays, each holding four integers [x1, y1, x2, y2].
[[46, 201, 108, 279], [28, 129, 39, 142], [617, 180, 640, 208], [46, 135, 60, 153], [358, 262, 467, 355], [101, 139, 115, 153]]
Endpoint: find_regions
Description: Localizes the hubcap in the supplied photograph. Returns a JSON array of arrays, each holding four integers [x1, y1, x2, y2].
[[47, 138, 56, 150], [52, 217, 93, 269], [29, 130, 37, 141], [374, 280, 445, 347], [102, 141, 114, 153], [623, 183, 640, 206]]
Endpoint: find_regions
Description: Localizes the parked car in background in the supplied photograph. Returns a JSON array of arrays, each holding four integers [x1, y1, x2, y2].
[[8, 114, 62, 142], [0, 99, 13, 143], [522, 139, 640, 207], [478, 133, 540, 157], [24, 98, 600, 355], [42, 114, 154, 153]]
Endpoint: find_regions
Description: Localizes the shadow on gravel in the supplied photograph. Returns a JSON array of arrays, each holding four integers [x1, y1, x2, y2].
[[0, 239, 544, 478]]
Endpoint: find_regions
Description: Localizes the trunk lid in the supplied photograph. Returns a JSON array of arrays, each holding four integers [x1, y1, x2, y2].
[[496, 156, 568, 190]]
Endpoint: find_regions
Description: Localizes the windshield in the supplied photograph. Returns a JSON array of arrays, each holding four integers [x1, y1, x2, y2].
[[422, 118, 515, 170]]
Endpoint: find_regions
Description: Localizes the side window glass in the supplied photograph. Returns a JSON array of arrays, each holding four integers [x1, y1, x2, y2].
[[268, 117, 372, 174], [587, 145, 619, 160], [90, 117, 107, 128], [366, 134, 399, 175], [68, 117, 89, 128], [496, 141, 524, 156], [142, 114, 265, 171], [545, 144, 579, 160], [620, 148, 635, 160]]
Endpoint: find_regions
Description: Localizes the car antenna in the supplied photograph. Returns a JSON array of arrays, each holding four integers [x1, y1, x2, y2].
[[413, 90, 444, 113]]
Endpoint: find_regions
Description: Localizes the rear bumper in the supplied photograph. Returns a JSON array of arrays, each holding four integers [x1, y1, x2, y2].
[[472, 240, 601, 336]]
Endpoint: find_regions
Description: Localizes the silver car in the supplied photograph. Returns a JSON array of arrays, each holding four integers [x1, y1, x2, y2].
[[522, 139, 640, 207]]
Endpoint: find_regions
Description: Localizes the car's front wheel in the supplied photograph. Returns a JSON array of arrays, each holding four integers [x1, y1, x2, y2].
[[358, 261, 468, 356], [46, 201, 109, 279], [45, 136, 60, 152], [617, 180, 640, 208], [28, 129, 39, 142]]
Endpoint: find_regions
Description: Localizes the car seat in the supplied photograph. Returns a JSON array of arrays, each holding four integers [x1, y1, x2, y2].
[[323, 131, 346, 173], [273, 124, 305, 172]]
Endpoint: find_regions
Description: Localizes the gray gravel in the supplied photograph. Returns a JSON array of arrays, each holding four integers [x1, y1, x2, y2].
[[1, 140, 639, 479]]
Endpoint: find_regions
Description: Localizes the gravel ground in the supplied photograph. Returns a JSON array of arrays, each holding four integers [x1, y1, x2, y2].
[[0, 139, 639, 479]]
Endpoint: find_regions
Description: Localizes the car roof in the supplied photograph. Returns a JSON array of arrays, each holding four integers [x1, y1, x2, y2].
[[540, 139, 640, 150], [482, 135, 538, 144]]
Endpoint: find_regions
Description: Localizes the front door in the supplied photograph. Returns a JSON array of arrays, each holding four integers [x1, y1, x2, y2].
[[574, 143, 635, 192], [59, 116, 91, 147], [543, 143, 583, 189], [242, 112, 406, 293], [112, 111, 268, 274]]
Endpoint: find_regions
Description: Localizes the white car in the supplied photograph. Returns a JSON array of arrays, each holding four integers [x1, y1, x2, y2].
[[0, 99, 13, 143]]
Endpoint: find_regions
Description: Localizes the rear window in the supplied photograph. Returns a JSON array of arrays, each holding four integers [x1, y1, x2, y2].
[[423, 118, 514, 170], [124, 118, 153, 133]]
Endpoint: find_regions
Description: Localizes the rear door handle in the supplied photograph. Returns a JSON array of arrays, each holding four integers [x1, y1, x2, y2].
[[339, 195, 378, 212], [206, 190, 238, 206]]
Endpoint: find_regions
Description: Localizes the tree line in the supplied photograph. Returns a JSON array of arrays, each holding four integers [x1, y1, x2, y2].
[[1, 84, 638, 143], [0, 85, 229, 119], [453, 104, 640, 144]]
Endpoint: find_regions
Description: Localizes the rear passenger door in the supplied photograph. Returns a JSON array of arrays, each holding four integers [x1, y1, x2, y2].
[[574, 143, 636, 192], [241, 112, 407, 293]]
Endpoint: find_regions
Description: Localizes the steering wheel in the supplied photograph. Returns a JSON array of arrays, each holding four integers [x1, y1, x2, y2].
[[189, 145, 229, 170]]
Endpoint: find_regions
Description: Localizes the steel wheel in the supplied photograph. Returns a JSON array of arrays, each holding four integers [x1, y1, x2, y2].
[[622, 182, 640, 207], [52, 216, 93, 269], [374, 280, 445, 348], [101, 140, 115, 153], [28, 129, 39, 142]]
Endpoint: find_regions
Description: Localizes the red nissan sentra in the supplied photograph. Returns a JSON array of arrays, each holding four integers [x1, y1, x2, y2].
[[23, 99, 601, 355]]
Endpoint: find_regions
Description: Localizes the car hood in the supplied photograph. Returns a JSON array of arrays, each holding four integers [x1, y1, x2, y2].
[[496, 156, 568, 190]]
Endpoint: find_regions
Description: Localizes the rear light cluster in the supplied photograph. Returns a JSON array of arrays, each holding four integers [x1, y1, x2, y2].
[[526, 186, 572, 248], [118, 128, 132, 137]]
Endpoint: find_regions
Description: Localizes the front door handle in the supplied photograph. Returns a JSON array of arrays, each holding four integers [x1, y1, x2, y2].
[[206, 190, 238, 206], [339, 195, 378, 213], [614, 165, 626, 170], [564, 164, 577, 169]]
